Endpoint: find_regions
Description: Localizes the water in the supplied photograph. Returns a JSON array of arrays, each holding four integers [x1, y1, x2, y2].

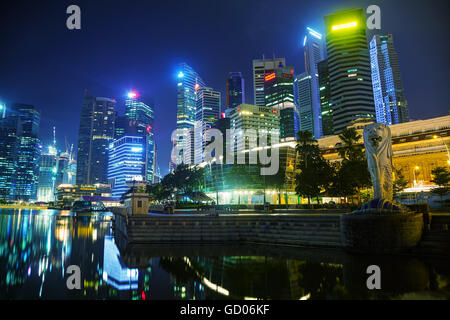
[[0, 209, 449, 300]]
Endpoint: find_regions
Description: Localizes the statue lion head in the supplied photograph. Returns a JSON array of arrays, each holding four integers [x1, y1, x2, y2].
[[363, 123, 390, 151]]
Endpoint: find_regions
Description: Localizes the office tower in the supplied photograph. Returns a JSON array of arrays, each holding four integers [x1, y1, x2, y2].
[[108, 135, 149, 198], [76, 92, 116, 186], [226, 72, 245, 109], [0, 106, 20, 200], [193, 87, 221, 164], [55, 149, 77, 187], [228, 104, 280, 151], [323, 8, 375, 133], [264, 66, 298, 140], [370, 34, 409, 125], [173, 63, 206, 168], [125, 92, 155, 183], [114, 115, 128, 139], [252, 57, 286, 106], [12, 103, 41, 201], [37, 145, 58, 202], [318, 59, 333, 136], [298, 27, 326, 138], [294, 73, 314, 134]]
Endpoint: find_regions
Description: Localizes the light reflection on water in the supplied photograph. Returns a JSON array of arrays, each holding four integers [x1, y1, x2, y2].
[[0, 209, 449, 300]]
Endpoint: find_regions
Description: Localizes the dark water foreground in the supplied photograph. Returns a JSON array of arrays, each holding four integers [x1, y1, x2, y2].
[[0, 209, 449, 300]]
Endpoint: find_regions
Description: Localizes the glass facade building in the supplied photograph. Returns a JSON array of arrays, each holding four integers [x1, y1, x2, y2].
[[37, 146, 58, 202], [370, 34, 409, 125], [226, 72, 244, 110], [172, 63, 206, 169], [318, 59, 333, 136], [264, 66, 298, 140], [194, 87, 221, 165], [108, 135, 149, 198], [76, 92, 116, 186], [252, 57, 286, 107], [298, 27, 326, 138], [323, 8, 375, 133], [0, 111, 19, 201], [124, 95, 156, 183], [12, 104, 41, 201]]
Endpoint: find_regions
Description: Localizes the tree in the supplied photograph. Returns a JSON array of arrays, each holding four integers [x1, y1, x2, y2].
[[337, 127, 364, 161], [431, 166, 450, 208], [393, 168, 408, 198], [331, 127, 371, 205], [295, 130, 333, 207]]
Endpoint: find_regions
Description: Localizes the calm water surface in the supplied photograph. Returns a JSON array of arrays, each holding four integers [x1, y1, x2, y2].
[[0, 209, 449, 300]]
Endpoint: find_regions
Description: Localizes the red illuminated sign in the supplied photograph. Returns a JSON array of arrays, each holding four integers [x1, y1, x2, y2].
[[265, 73, 276, 81], [272, 109, 278, 114]]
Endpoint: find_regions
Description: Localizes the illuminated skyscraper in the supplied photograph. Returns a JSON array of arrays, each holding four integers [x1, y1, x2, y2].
[[297, 27, 326, 138], [172, 63, 205, 169], [252, 57, 286, 106], [264, 66, 298, 140], [125, 92, 155, 183], [12, 103, 41, 201], [0, 105, 19, 200], [323, 8, 375, 133], [318, 59, 333, 136], [370, 34, 409, 125], [37, 145, 58, 202], [294, 73, 313, 134], [76, 92, 116, 186], [108, 135, 149, 198], [193, 87, 221, 164], [226, 72, 244, 109]]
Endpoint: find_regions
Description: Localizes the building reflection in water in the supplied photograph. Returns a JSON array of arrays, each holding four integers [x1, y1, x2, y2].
[[0, 209, 449, 300]]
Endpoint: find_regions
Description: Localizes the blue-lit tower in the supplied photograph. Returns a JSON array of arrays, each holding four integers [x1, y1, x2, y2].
[[108, 136, 148, 198], [172, 63, 205, 169], [370, 34, 409, 125], [296, 26, 325, 138], [125, 91, 156, 183], [12, 103, 41, 201]]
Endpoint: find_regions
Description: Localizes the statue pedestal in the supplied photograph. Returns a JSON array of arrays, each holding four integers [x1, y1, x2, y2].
[[340, 208, 424, 254]]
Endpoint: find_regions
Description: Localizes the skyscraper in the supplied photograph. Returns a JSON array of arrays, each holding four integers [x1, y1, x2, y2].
[[108, 135, 148, 198], [76, 92, 116, 186], [264, 66, 298, 140], [172, 63, 206, 169], [370, 34, 409, 125], [294, 72, 314, 134], [317, 59, 333, 136], [194, 87, 221, 164], [298, 27, 326, 138], [37, 145, 58, 202], [323, 8, 375, 133], [125, 92, 155, 183], [252, 57, 286, 106], [0, 106, 19, 201], [12, 104, 41, 201], [226, 72, 245, 109], [228, 104, 280, 152]]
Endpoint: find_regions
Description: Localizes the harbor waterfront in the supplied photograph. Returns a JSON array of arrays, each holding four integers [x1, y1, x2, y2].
[[1, 208, 449, 300]]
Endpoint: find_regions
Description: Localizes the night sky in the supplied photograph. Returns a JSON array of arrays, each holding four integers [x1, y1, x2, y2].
[[0, 0, 448, 175]]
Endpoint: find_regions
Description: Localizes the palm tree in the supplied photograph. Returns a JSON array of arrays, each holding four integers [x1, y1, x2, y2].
[[337, 127, 364, 161]]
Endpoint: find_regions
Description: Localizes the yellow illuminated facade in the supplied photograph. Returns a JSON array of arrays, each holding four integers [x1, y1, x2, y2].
[[319, 116, 450, 191]]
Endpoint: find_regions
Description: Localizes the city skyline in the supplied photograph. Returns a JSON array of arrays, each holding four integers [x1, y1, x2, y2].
[[0, 0, 449, 174]]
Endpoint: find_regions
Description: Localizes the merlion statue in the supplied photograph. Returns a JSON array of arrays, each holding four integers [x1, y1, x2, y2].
[[363, 123, 393, 201]]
